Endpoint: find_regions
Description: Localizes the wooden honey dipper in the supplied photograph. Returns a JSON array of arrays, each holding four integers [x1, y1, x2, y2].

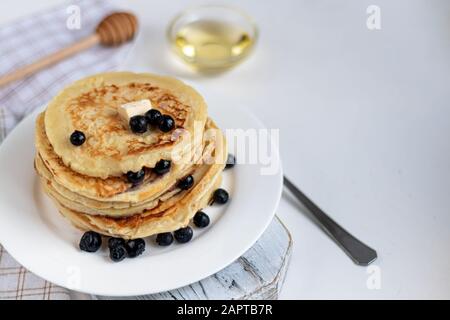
[[0, 12, 138, 87]]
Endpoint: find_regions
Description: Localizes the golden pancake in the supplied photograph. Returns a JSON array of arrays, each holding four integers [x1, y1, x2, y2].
[[36, 113, 221, 203], [44, 72, 207, 178], [43, 170, 222, 239], [35, 126, 226, 217], [35, 71, 229, 241]]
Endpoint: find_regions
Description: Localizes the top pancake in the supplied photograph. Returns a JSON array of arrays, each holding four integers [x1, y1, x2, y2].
[[44, 72, 207, 178]]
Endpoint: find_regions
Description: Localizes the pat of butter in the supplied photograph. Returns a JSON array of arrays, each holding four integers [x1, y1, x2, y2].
[[118, 99, 152, 122]]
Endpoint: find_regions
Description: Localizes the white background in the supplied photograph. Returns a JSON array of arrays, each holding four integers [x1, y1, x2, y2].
[[1, 0, 449, 299]]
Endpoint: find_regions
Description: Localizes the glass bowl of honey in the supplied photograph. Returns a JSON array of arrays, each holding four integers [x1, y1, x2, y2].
[[167, 5, 258, 73]]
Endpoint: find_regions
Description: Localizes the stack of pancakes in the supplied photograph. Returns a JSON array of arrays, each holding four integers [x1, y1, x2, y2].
[[34, 72, 227, 239]]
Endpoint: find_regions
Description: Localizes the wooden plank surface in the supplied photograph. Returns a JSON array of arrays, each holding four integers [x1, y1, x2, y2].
[[97, 216, 292, 300]]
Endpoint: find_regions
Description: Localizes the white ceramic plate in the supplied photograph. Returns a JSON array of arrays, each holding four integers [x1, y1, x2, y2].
[[0, 102, 282, 296]]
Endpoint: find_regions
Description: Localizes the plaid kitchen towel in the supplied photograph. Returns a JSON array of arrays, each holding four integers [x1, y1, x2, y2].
[[0, 0, 135, 300]]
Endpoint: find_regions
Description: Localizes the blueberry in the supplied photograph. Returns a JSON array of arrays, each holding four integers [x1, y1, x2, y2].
[[126, 238, 146, 258], [108, 237, 125, 249], [129, 115, 148, 134], [110, 245, 127, 262], [145, 109, 162, 126], [212, 188, 229, 204], [70, 130, 85, 146], [226, 154, 236, 169], [126, 169, 145, 185], [158, 115, 175, 132], [153, 159, 171, 175], [156, 232, 174, 246], [178, 175, 194, 190], [174, 226, 193, 243], [79, 231, 102, 252], [193, 211, 210, 228]]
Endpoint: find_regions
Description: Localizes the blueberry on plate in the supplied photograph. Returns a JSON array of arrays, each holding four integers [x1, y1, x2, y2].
[[158, 115, 175, 132], [108, 237, 125, 249], [126, 169, 145, 185], [178, 175, 194, 190], [153, 159, 171, 175], [225, 154, 236, 169], [70, 130, 86, 146], [193, 211, 210, 228], [79, 231, 102, 252], [129, 115, 148, 134], [110, 245, 127, 262], [174, 226, 193, 243], [126, 238, 146, 258], [156, 232, 174, 246], [145, 109, 162, 126], [212, 188, 229, 205]]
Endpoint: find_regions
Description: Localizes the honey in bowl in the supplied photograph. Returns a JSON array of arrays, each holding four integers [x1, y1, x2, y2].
[[168, 6, 257, 73]]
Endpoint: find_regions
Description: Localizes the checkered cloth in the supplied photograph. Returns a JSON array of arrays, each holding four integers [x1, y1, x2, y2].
[[0, 0, 135, 300]]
